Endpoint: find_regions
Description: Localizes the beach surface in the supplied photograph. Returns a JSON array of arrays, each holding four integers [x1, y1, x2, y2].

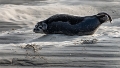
[[0, 0, 120, 68]]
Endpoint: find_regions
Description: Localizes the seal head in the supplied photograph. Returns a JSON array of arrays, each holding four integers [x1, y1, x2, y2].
[[33, 21, 47, 33]]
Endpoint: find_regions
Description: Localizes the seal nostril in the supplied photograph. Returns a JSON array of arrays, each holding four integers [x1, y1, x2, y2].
[[33, 28, 38, 31]]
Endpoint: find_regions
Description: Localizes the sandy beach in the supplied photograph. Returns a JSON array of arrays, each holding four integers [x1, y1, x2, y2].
[[0, 0, 120, 68]]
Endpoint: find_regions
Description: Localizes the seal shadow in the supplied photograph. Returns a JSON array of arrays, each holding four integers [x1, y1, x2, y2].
[[31, 34, 81, 42]]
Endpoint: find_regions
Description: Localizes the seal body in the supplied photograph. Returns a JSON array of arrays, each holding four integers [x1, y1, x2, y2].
[[43, 16, 101, 35], [33, 13, 112, 36]]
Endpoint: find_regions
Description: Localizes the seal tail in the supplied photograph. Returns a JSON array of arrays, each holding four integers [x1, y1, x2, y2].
[[97, 12, 112, 23]]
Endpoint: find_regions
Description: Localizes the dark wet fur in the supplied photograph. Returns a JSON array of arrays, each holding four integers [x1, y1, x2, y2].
[[43, 14, 84, 25], [43, 15, 101, 35], [35, 13, 112, 35]]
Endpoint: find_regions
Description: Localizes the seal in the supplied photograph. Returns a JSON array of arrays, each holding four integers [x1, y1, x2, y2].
[[33, 12, 112, 35]]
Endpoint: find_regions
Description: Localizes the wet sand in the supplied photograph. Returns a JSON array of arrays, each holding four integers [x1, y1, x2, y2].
[[0, 22, 22, 32], [0, 41, 120, 67]]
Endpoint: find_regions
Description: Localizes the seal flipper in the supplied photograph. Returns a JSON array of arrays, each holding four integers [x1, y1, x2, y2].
[[97, 12, 112, 23]]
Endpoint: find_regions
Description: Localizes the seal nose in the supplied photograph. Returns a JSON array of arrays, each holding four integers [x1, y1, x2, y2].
[[33, 28, 39, 32]]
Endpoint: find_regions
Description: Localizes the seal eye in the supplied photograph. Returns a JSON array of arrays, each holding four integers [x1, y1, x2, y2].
[[41, 22, 47, 30], [38, 26, 42, 30]]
